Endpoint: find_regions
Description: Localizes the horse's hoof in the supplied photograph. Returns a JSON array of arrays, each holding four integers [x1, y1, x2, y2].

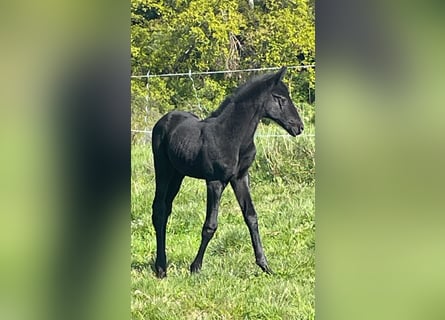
[[260, 264, 274, 275], [155, 267, 167, 279], [264, 267, 274, 275], [190, 263, 202, 274]]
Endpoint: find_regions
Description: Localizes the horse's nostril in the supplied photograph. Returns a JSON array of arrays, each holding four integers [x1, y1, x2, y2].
[[300, 124, 304, 132]]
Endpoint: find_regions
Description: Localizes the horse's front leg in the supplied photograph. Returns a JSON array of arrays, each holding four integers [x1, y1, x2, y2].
[[230, 174, 273, 274], [190, 180, 226, 273]]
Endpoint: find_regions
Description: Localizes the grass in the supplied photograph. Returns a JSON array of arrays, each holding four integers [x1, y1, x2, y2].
[[131, 122, 315, 319]]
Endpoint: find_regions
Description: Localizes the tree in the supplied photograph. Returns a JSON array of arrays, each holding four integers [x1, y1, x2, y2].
[[131, 0, 315, 126]]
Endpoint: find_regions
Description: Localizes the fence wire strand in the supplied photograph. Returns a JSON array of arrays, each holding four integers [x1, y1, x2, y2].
[[131, 65, 315, 142], [131, 129, 314, 138], [131, 65, 315, 79], [188, 69, 202, 112], [144, 70, 150, 131]]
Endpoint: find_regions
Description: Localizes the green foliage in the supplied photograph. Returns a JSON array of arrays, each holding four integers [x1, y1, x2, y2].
[[253, 131, 315, 187], [131, 0, 315, 126]]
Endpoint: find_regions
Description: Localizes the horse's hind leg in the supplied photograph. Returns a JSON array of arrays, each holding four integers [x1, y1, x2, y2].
[[152, 163, 184, 278], [165, 173, 184, 216], [152, 170, 170, 278]]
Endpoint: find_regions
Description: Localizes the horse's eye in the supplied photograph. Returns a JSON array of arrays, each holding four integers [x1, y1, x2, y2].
[[272, 94, 284, 102], [272, 94, 285, 108]]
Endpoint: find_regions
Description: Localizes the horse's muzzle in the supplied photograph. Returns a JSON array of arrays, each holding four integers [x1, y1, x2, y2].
[[288, 122, 304, 137]]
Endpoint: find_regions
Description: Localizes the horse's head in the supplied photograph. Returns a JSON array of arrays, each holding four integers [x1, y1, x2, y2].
[[263, 67, 304, 137]]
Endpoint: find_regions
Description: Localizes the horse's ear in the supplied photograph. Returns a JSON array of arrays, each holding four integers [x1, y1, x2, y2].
[[274, 66, 287, 84]]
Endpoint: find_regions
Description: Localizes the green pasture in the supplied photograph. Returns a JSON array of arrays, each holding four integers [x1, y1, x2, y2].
[[131, 121, 315, 319]]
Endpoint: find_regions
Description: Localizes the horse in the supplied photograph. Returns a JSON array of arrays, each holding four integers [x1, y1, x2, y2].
[[151, 67, 304, 278]]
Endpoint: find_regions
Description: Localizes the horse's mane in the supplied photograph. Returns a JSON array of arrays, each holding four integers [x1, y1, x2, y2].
[[208, 72, 276, 118]]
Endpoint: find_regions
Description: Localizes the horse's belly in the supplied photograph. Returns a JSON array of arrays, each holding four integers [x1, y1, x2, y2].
[[168, 145, 238, 181], [169, 149, 236, 181], [165, 120, 240, 181]]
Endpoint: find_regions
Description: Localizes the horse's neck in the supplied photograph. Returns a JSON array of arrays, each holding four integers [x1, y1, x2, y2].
[[216, 100, 263, 144]]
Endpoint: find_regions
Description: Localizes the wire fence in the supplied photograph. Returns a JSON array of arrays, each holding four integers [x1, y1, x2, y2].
[[130, 129, 315, 138], [131, 65, 315, 143], [131, 64, 315, 79]]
